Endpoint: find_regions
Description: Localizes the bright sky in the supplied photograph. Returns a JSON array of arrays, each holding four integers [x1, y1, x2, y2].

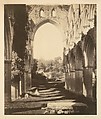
[[33, 23, 63, 60]]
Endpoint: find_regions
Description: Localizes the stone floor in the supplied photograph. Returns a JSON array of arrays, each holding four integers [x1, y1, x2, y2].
[[5, 79, 97, 115]]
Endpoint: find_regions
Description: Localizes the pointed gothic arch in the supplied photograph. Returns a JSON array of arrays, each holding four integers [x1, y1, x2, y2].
[[32, 19, 63, 41]]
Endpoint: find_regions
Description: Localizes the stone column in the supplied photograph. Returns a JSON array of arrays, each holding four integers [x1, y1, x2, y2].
[[19, 80, 22, 96], [67, 72, 71, 91], [24, 70, 32, 92], [70, 70, 75, 92], [4, 59, 11, 105], [75, 69, 83, 94], [83, 67, 93, 98], [19, 68, 25, 96], [64, 72, 69, 90], [23, 71, 27, 94], [29, 70, 32, 88]]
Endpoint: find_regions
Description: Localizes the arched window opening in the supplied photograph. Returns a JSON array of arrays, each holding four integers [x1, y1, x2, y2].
[[51, 8, 56, 17], [39, 9, 45, 17]]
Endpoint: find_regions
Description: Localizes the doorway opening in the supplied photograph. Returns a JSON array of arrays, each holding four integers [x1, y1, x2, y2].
[[32, 22, 64, 85]]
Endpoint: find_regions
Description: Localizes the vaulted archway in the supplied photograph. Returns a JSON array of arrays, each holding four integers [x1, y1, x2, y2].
[[31, 19, 64, 57], [33, 22, 63, 60]]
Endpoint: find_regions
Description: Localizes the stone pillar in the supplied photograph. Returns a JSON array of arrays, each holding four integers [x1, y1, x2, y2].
[[64, 72, 69, 90], [67, 72, 71, 90], [23, 71, 27, 93], [24, 70, 32, 93], [75, 69, 83, 94], [70, 71, 75, 92], [21, 75, 25, 95], [83, 67, 93, 98], [4, 59, 11, 105], [29, 70, 32, 88], [19, 80, 22, 96], [24, 57, 30, 93]]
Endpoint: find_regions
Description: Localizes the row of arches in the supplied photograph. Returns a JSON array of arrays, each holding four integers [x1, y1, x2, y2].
[[64, 27, 96, 99]]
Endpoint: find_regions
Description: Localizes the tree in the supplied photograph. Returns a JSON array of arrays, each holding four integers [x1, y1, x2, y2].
[[32, 59, 38, 73], [11, 51, 23, 81]]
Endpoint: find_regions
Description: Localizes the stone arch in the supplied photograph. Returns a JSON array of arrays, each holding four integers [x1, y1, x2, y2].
[[30, 19, 60, 61], [33, 19, 60, 35], [83, 28, 96, 98], [31, 19, 64, 46], [30, 18, 64, 89], [84, 29, 95, 68]]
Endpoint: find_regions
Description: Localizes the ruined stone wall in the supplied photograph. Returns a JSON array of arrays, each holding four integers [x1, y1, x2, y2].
[[4, 4, 97, 103], [4, 5, 28, 104], [64, 4, 97, 99], [66, 4, 96, 49], [27, 4, 97, 99]]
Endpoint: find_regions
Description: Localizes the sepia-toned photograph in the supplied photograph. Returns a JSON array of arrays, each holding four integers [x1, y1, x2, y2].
[[4, 4, 97, 115]]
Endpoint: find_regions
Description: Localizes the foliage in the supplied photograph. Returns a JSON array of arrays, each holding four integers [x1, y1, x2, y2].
[[11, 51, 23, 80], [32, 59, 38, 73], [36, 57, 64, 80]]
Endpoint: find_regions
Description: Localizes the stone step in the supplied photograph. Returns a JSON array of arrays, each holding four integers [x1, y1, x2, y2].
[[39, 90, 61, 95], [40, 93, 62, 98], [39, 88, 57, 93], [27, 90, 62, 98], [16, 95, 65, 102]]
